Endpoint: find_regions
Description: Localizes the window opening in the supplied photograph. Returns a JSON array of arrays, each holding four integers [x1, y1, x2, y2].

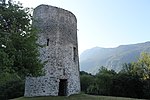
[[63, 69, 65, 75], [73, 47, 76, 61], [47, 39, 49, 46]]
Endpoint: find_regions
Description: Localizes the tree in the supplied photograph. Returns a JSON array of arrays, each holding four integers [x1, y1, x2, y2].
[[0, 1, 44, 99], [120, 53, 150, 80], [111, 73, 143, 98], [0, 0, 43, 78], [94, 66, 116, 95], [136, 52, 150, 79], [80, 71, 94, 93], [133, 52, 150, 98]]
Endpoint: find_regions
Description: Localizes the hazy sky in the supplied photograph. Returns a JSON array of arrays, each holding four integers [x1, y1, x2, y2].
[[18, 0, 150, 54]]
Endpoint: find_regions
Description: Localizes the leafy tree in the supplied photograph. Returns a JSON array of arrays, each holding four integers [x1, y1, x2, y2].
[[0, 0, 44, 99], [86, 66, 116, 95], [87, 83, 99, 95], [134, 52, 150, 98], [120, 53, 150, 80], [0, 0, 43, 78], [143, 79, 150, 99], [0, 73, 24, 99], [80, 65, 149, 99], [136, 52, 150, 79], [111, 73, 143, 98], [120, 63, 134, 74], [119, 61, 150, 99], [94, 67, 116, 95], [96, 66, 116, 76], [80, 71, 94, 93]]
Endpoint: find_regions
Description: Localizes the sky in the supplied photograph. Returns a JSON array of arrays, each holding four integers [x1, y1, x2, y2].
[[18, 0, 150, 55]]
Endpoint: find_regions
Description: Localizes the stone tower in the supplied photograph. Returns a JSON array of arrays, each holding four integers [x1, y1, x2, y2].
[[24, 5, 80, 97]]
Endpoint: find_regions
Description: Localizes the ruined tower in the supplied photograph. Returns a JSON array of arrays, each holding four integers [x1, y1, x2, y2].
[[24, 5, 80, 97]]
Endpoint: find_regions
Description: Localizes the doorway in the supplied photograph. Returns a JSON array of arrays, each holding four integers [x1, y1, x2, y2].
[[58, 79, 67, 96]]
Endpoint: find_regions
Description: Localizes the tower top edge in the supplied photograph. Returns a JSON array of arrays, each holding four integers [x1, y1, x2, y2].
[[34, 4, 77, 22]]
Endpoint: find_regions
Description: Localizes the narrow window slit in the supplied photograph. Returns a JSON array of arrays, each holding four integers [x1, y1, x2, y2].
[[47, 39, 49, 46], [73, 47, 76, 61], [63, 69, 65, 75]]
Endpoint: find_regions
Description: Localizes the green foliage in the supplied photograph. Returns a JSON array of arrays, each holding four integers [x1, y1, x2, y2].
[[91, 67, 116, 95], [87, 84, 99, 95], [80, 53, 150, 99], [0, 73, 24, 99], [0, 79, 24, 99], [80, 67, 117, 95], [0, 0, 44, 99], [80, 71, 94, 93], [0, 0, 43, 78], [142, 79, 150, 98], [120, 63, 135, 75], [121, 53, 150, 79], [136, 52, 150, 79], [111, 73, 143, 98]]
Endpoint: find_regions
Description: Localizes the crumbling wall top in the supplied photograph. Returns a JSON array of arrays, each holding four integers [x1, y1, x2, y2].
[[34, 4, 77, 23]]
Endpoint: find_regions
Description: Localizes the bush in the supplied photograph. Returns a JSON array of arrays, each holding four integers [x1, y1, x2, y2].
[[0, 79, 24, 100], [87, 84, 99, 95], [80, 71, 94, 93], [110, 74, 143, 98], [80, 62, 150, 99], [143, 79, 150, 99]]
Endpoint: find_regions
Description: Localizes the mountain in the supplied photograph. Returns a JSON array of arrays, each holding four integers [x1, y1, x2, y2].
[[79, 41, 150, 74]]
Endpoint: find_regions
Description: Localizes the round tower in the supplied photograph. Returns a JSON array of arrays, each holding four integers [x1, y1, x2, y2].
[[24, 5, 80, 97]]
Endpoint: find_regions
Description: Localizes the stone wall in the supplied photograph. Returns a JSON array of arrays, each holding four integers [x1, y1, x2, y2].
[[24, 76, 59, 97], [24, 5, 80, 97]]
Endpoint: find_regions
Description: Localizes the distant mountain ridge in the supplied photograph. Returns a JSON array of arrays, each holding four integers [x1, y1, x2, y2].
[[79, 41, 150, 74]]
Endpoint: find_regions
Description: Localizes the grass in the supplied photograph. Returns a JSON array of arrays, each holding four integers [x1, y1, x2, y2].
[[11, 94, 145, 100]]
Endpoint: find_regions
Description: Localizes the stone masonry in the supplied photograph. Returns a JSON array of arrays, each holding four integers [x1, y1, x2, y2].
[[24, 5, 80, 97]]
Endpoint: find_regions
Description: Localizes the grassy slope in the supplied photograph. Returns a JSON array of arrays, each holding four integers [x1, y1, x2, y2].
[[12, 94, 145, 100]]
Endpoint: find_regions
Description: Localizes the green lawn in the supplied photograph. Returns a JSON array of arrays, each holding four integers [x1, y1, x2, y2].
[[12, 94, 145, 100]]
